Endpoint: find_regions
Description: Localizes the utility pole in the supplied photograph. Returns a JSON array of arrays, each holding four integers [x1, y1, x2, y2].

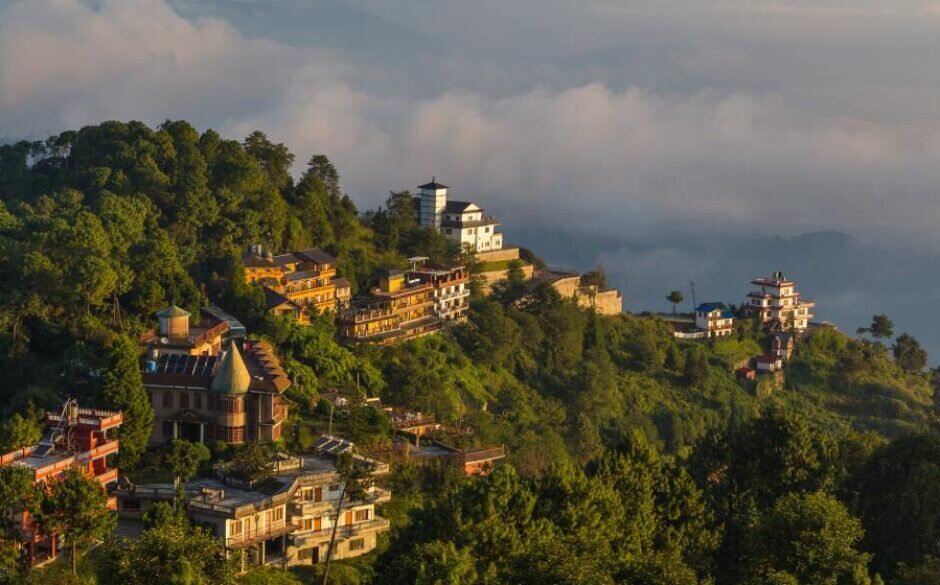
[[690, 280, 697, 311]]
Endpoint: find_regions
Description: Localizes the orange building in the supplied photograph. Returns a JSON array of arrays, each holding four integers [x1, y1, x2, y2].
[[244, 247, 351, 324], [0, 400, 122, 566], [338, 269, 442, 345]]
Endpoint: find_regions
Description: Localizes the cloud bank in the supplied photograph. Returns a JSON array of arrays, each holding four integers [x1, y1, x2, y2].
[[3, 0, 940, 242]]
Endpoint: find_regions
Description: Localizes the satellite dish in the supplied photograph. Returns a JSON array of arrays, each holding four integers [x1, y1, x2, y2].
[[160, 337, 169, 344]]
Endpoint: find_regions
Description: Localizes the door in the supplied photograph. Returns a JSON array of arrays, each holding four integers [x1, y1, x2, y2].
[[314, 517, 322, 532], [314, 487, 322, 502], [344, 511, 352, 526]]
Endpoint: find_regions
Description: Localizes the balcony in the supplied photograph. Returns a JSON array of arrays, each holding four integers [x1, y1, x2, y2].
[[289, 500, 334, 517], [225, 518, 297, 549], [288, 518, 390, 548], [95, 468, 119, 486]]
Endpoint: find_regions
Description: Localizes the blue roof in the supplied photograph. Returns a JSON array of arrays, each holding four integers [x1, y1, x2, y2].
[[697, 302, 733, 319]]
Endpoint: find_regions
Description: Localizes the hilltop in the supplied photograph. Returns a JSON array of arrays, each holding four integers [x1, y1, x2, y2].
[[0, 121, 939, 584]]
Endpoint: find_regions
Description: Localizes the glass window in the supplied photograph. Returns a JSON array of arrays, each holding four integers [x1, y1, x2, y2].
[[348, 538, 365, 552]]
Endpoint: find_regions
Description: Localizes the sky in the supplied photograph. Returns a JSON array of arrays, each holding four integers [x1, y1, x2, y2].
[[2, 0, 940, 352]]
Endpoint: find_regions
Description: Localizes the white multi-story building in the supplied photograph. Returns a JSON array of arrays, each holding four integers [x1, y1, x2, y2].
[[746, 271, 816, 332], [416, 179, 503, 253], [695, 303, 735, 338], [409, 262, 471, 323]]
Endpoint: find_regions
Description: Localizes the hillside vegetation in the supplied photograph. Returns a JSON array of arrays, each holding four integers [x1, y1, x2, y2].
[[0, 121, 939, 584]]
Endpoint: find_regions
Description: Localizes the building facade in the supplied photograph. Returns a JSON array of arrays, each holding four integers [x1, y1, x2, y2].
[[408, 262, 470, 323], [416, 180, 503, 253], [0, 400, 123, 566], [115, 438, 390, 570], [338, 270, 443, 345], [746, 271, 816, 332], [142, 308, 291, 446], [695, 303, 735, 338], [244, 247, 352, 324]]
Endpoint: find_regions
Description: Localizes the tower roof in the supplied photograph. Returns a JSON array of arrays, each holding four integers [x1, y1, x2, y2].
[[156, 305, 191, 318], [211, 342, 251, 394], [418, 177, 448, 190]]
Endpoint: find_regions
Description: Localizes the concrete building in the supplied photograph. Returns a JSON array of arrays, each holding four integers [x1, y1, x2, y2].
[[416, 179, 503, 253], [338, 269, 442, 345], [0, 400, 122, 566], [142, 310, 291, 445], [695, 303, 734, 338], [746, 271, 816, 332], [115, 437, 390, 570], [408, 261, 470, 323], [244, 247, 352, 324]]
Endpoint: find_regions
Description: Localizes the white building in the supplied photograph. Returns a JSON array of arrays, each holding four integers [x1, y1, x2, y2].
[[746, 271, 815, 332], [695, 303, 734, 338], [416, 179, 503, 253]]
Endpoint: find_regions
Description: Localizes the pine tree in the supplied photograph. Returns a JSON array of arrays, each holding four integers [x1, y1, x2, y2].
[[97, 334, 153, 469]]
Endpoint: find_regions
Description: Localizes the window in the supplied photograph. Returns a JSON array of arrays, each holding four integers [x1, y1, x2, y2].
[[298, 548, 316, 560], [302, 518, 314, 531], [274, 507, 283, 521], [329, 484, 340, 492], [485, 227, 490, 233], [163, 391, 173, 408], [194, 392, 202, 410], [348, 538, 365, 552], [354, 509, 370, 522], [231, 520, 242, 536], [180, 392, 190, 409], [445, 228, 452, 235]]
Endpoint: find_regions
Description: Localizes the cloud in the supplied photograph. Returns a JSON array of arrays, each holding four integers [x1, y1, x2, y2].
[[3, 0, 940, 245]]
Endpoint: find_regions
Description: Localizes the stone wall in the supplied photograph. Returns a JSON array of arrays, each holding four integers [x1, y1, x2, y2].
[[474, 247, 521, 263], [480, 264, 535, 294]]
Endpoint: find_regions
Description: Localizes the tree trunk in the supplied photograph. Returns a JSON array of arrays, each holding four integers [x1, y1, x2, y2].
[[71, 540, 77, 576], [321, 486, 347, 585]]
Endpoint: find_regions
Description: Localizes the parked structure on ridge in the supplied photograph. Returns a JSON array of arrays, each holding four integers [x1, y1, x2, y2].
[[694, 303, 735, 338], [0, 400, 122, 566], [416, 179, 503, 253], [115, 436, 390, 570], [338, 269, 442, 345], [243, 247, 352, 324], [141, 306, 291, 445], [745, 271, 816, 332]]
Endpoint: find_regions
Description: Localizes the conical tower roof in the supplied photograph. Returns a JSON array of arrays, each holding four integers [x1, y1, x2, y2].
[[211, 342, 251, 394]]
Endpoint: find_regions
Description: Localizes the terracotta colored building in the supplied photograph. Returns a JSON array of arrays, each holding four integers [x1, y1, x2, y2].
[[244, 247, 352, 324], [338, 269, 442, 345], [0, 400, 122, 566]]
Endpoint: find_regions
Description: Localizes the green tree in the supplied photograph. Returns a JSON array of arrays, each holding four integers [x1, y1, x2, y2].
[[858, 314, 894, 343], [165, 439, 211, 484], [100, 505, 237, 585], [39, 468, 115, 576], [751, 492, 870, 585], [97, 334, 153, 468], [0, 411, 42, 451], [892, 333, 927, 374], [666, 291, 684, 314], [231, 442, 274, 483], [0, 465, 37, 574], [683, 346, 709, 387]]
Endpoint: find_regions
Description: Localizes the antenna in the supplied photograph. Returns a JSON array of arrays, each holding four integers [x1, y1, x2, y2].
[[690, 281, 697, 310]]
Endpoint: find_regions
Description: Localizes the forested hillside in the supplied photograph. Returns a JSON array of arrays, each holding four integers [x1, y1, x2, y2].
[[1, 121, 939, 584]]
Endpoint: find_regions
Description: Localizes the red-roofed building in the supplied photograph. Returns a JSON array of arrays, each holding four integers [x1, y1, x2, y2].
[[0, 400, 122, 566]]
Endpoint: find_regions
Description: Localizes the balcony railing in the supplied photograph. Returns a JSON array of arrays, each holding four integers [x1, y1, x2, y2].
[[225, 518, 295, 548], [288, 518, 391, 548]]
